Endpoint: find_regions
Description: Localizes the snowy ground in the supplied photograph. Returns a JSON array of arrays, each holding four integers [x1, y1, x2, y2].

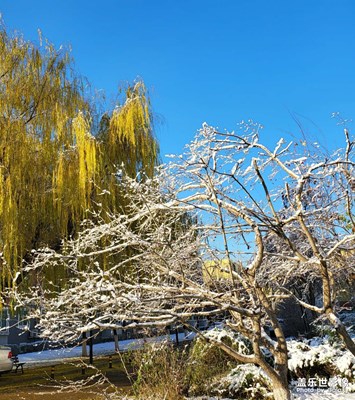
[[18, 332, 193, 367]]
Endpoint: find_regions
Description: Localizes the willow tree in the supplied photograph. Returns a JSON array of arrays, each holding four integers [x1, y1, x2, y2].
[[0, 28, 158, 291]]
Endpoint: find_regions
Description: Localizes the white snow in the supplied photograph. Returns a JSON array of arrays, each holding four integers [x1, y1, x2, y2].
[[17, 332, 193, 367], [287, 337, 355, 379]]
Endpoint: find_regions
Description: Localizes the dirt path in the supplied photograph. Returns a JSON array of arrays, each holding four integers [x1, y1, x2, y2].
[[0, 356, 132, 400], [0, 391, 102, 400]]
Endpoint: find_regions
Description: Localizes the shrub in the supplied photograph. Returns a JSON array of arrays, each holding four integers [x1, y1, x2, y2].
[[287, 336, 355, 388], [130, 340, 188, 400], [210, 364, 273, 399], [186, 328, 250, 396]]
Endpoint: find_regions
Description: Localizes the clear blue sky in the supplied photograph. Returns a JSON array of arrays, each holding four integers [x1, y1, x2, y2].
[[1, 0, 355, 159]]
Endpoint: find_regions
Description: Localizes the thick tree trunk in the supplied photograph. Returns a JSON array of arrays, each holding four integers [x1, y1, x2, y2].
[[272, 355, 291, 400], [254, 287, 291, 399], [272, 380, 291, 400]]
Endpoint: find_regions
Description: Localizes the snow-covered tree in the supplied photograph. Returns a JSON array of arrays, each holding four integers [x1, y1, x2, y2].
[[12, 123, 354, 400]]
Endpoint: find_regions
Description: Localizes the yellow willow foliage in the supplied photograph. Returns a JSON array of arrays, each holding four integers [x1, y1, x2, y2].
[[72, 112, 97, 207], [0, 30, 88, 288], [108, 82, 158, 178], [0, 168, 4, 215], [52, 112, 98, 235], [0, 29, 159, 291]]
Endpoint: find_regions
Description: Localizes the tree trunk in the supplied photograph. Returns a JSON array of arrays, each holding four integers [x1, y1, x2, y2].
[[272, 351, 291, 400], [255, 287, 291, 399], [272, 380, 291, 400], [328, 312, 355, 356]]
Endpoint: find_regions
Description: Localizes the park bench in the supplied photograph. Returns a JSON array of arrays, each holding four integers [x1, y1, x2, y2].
[[11, 356, 25, 374]]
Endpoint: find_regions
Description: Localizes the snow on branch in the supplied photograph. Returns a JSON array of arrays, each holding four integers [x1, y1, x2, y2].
[[10, 123, 355, 399]]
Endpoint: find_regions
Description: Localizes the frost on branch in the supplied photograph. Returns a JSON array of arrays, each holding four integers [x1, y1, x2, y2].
[[12, 123, 355, 400]]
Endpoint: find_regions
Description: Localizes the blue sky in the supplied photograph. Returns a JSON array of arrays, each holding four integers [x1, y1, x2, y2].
[[1, 0, 355, 159]]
